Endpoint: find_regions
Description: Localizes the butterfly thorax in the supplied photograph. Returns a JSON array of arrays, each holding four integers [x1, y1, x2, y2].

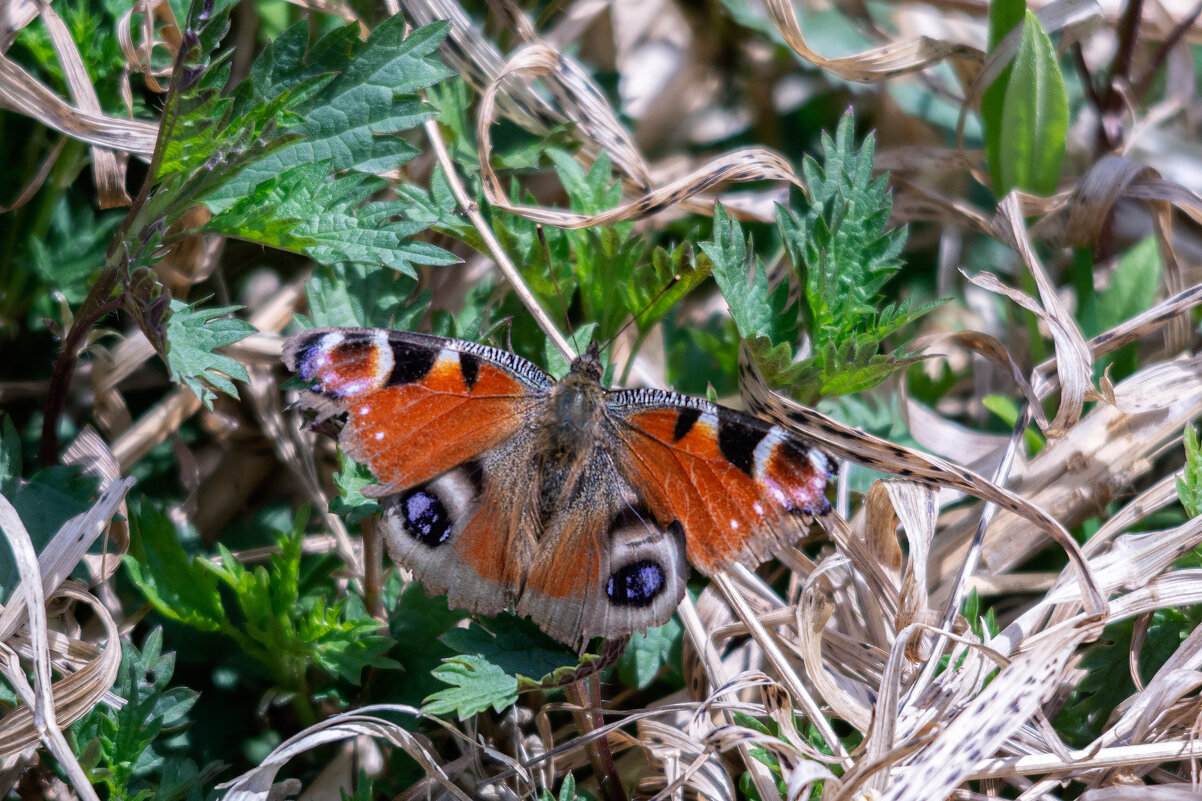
[[545, 370, 607, 459]]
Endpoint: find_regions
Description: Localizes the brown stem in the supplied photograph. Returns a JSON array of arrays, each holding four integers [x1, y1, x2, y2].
[[1130, 0, 1202, 103], [39, 270, 122, 467], [361, 515, 386, 625], [1097, 0, 1145, 150], [562, 674, 626, 801]]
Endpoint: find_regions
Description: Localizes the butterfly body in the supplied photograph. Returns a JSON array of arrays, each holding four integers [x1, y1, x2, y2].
[[284, 327, 834, 647]]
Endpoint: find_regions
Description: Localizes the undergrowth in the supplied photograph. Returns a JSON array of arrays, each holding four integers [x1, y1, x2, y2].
[[1, 0, 1200, 799]]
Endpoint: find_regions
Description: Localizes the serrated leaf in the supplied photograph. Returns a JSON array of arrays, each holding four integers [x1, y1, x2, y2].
[[204, 18, 454, 211], [164, 299, 255, 408], [329, 454, 382, 524], [704, 203, 794, 345], [423, 655, 519, 719], [998, 11, 1068, 196], [205, 162, 459, 277], [69, 629, 201, 798]]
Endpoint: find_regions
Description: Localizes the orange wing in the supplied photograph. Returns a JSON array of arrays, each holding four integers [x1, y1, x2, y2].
[[608, 390, 834, 573], [283, 328, 551, 494]]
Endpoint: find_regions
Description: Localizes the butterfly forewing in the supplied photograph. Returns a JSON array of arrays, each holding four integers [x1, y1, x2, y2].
[[607, 389, 833, 573]]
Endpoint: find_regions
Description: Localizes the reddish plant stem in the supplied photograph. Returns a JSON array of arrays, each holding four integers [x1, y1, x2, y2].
[[38, 269, 122, 467], [563, 674, 626, 801]]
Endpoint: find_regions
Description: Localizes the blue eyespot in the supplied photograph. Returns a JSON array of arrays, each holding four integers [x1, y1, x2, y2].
[[606, 560, 666, 607], [400, 488, 452, 547]]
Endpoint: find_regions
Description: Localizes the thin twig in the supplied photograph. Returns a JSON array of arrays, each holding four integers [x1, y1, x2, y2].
[[420, 117, 575, 361], [563, 676, 626, 801]]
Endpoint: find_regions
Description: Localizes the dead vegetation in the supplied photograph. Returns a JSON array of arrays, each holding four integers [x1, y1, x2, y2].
[[2, 0, 1202, 799]]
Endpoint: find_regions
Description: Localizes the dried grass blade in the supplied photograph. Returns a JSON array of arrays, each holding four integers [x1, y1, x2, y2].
[[0, 496, 100, 801], [991, 194, 1094, 436], [739, 346, 1106, 618], [0, 586, 123, 754], [37, 0, 130, 206], [477, 44, 800, 228], [0, 54, 158, 156], [873, 617, 1101, 801], [218, 705, 472, 801], [762, 0, 982, 83]]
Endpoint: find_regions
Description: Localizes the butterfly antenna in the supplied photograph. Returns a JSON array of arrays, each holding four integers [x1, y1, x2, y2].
[[538, 225, 579, 354], [600, 272, 682, 354]]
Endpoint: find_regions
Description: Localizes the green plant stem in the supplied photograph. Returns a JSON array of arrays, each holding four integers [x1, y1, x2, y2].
[[563, 674, 625, 801], [38, 268, 121, 467]]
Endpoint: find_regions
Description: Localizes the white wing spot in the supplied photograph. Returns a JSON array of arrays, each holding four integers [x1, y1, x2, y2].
[[359, 405, 370, 416], [374, 431, 385, 441], [730, 518, 739, 531], [753, 501, 765, 516]]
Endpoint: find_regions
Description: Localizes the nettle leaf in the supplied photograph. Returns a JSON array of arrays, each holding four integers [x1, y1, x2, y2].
[[703, 203, 796, 346], [772, 113, 939, 402], [204, 17, 454, 210], [205, 162, 458, 277], [305, 260, 425, 329], [423, 655, 520, 720], [164, 298, 255, 408]]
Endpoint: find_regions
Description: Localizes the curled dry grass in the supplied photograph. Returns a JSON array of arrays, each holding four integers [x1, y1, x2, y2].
[[3, 0, 1202, 798]]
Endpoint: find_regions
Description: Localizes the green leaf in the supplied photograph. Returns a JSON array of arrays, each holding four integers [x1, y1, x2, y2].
[[440, 617, 580, 683], [615, 617, 682, 690], [1097, 236, 1162, 332], [125, 500, 225, 632], [204, 162, 459, 277], [623, 240, 709, 338], [998, 11, 1068, 196], [703, 203, 794, 345], [203, 18, 454, 210], [164, 299, 255, 408], [771, 112, 937, 403], [1179, 425, 1202, 519], [329, 454, 382, 524], [305, 260, 425, 329], [388, 582, 470, 704], [0, 465, 99, 600], [423, 655, 519, 719], [982, 0, 1027, 192], [69, 629, 202, 798]]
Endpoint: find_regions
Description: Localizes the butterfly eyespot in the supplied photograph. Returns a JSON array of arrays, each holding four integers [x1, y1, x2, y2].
[[399, 487, 453, 547], [606, 560, 667, 607]]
